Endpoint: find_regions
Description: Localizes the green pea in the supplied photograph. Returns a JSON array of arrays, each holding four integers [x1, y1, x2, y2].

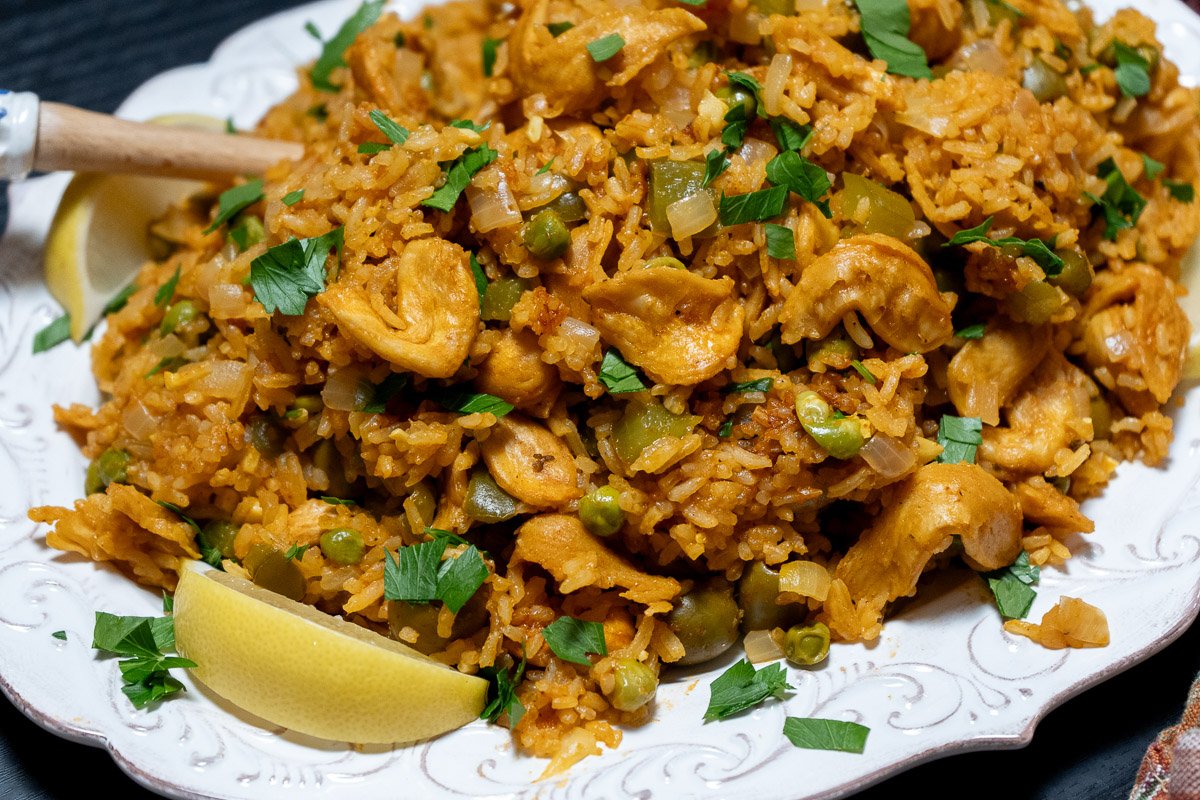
[[783, 622, 830, 666], [579, 486, 624, 537], [523, 208, 570, 260], [1049, 248, 1094, 297], [84, 448, 130, 495], [611, 401, 700, 466], [1090, 395, 1113, 440], [738, 562, 804, 633], [666, 580, 741, 665], [319, 527, 366, 565], [247, 415, 285, 457], [608, 658, 658, 711], [465, 470, 521, 523], [480, 276, 531, 322], [1022, 57, 1069, 103], [228, 214, 265, 252], [159, 299, 200, 336], [715, 85, 757, 120], [245, 544, 306, 601], [545, 191, 587, 223], [199, 520, 239, 560], [643, 256, 686, 270], [1007, 280, 1062, 324], [794, 391, 864, 459], [806, 333, 857, 370]]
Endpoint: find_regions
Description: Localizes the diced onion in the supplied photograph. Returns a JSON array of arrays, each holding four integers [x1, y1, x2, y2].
[[208, 283, 246, 319], [666, 192, 717, 240], [467, 170, 522, 232], [779, 560, 831, 602], [859, 433, 917, 479], [557, 316, 601, 349], [121, 400, 161, 439], [743, 629, 784, 663], [660, 84, 696, 129], [322, 367, 369, 411], [193, 360, 252, 401], [842, 311, 874, 349], [763, 53, 793, 117], [521, 171, 570, 211], [950, 40, 1007, 76], [146, 333, 186, 359]]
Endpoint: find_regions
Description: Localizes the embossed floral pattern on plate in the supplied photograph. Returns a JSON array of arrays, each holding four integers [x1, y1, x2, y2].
[[1, 1, 1199, 798]]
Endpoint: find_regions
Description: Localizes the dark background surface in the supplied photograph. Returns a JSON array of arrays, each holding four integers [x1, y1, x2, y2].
[[1, 1, 1198, 798]]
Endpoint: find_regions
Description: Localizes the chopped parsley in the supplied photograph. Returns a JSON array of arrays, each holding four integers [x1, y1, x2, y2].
[[936, 414, 983, 464], [1166, 180, 1195, 203], [704, 659, 791, 721], [369, 109, 410, 147], [434, 545, 490, 612], [541, 616, 607, 665], [283, 543, 306, 561], [770, 118, 813, 153], [1141, 153, 1165, 181], [599, 349, 647, 394], [482, 37, 502, 77], [765, 223, 796, 260], [703, 148, 730, 187], [358, 372, 409, 413], [358, 142, 390, 154], [32, 313, 72, 354], [726, 72, 764, 115], [1112, 41, 1151, 98], [537, 157, 556, 175], [469, 254, 488, 311], [308, 1, 386, 92], [853, 0, 931, 80], [587, 33, 625, 63], [51, 630, 67, 641], [479, 657, 526, 727], [719, 185, 789, 226], [145, 356, 187, 378], [1085, 158, 1146, 240], [546, 21, 574, 37], [718, 419, 734, 437], [154, 266, 181, 308], [765, 151, 832, 218], [725, 377, 774, 394], [449, 119, 490, 133], [92, 611, 196, 709], [943, 216, 1064, 276], [383, 539, 489, 613], [282, 189, 305, 206], [156, 500, 201, 534], [783, 717, 870, 753], [955, 323, 986, 339], [985, 551, 1040, 619], [421, 144, 497, 212], [102, 283, 137, 316], [850, 360, 877, 384], [249, 227, 344, 315], [320, 496, 358, 506], [426, 527, 471, 547], [431, 389, 514, 417], [721, 105, 750, 151], [203, 179, 264, 234]]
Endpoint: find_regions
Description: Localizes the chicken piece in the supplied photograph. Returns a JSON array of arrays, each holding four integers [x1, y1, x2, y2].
[[979, 352, 1093, 478], [947, 320, 1051, 426], [480, 415, 582, 507], [828, 463, 1022, 639], [1081, 264, 1189, 416], [474, 329, 562, 417], [779, 234, 954, 353], [509, 0, 705, 117], [583, 266, 744, 386], [319, 239, 479, 379], [513, 515, 680, 610]]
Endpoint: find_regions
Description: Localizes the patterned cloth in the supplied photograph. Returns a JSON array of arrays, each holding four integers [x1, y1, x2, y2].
[[1130, 673, 1200, 799]]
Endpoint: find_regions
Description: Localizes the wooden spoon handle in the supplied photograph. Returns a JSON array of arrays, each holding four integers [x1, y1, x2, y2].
[[34, 101, 304, 180]]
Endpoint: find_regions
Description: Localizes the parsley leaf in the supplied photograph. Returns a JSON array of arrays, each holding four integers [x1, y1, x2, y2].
[[704, 659, 792, 721], [943, 216, 1064, 276], [369, 109, 410, 147], [726, 72, 764, 114], [783, 717, 870, 753], [283, 544, 306, 561], [1112, 41, 1151, 98], [145, 356, 187, 378], [421, 144, 498, 212], [721, 104, 750, 150], [850, 360, 877, 384], [433, 388, 514, 416], [770, 118, 813, 153], [936, 414, 982, 464], [479, 658, 526, 727], [203, 179, 265, 234], [320, 496, 358, 506], [435, 545, 489, 613], [1141, 153, 1165, 180], [1085, 158, 1146, 240], [719, 185, 789, 226], [537, 158, 556, 175], [449, 119, 491, 133], [541, 617, 607, 665], [718, 419, 734, 437], [358, 142, 390, 154], [985, 551, 1040, 619], [383, 540, 447, 602], [703, 148, 730, 188], [358, 372, 409, 414], [469, 254, 488, 311], [546, 21, 574, 37], [309, 0, 386, 92], [249, 227, 344, 315], [599, 349, 647, 394], [282, 189, 305, 206], [1166, 180, 1195, 203], [765, 151, 832, 218], [426, 527, 471, 547], [103, 284, 137, 316], [587, 33, 626, 63], [154, 266, 181, 308], [92, 612, 196, 709], [32, 313, 71, 354], [725, 377, 774, 394], [51, 630, 67, 641], [156, 501, 201, 535], [765, 223, 796, 260], [956, 323, 986, 339], [482, 37, 502, 77], [854, 0, 931, 79]]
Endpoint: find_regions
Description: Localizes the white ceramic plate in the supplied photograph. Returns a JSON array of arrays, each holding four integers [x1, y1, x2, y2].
[[2, 2, 1199, 798]]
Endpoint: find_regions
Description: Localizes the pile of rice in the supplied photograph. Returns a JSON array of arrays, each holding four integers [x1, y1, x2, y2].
[[30, 0, 1197, 769]]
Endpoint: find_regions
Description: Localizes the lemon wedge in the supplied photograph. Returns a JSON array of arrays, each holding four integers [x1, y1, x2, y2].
[[173, 563, 487, 744], [43, 114, 224, 341], [1182, 239, 1200, 380]]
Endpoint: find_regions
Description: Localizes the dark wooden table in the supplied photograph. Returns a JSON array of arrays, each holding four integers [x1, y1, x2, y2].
[[2, 2, 1198, 798]]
